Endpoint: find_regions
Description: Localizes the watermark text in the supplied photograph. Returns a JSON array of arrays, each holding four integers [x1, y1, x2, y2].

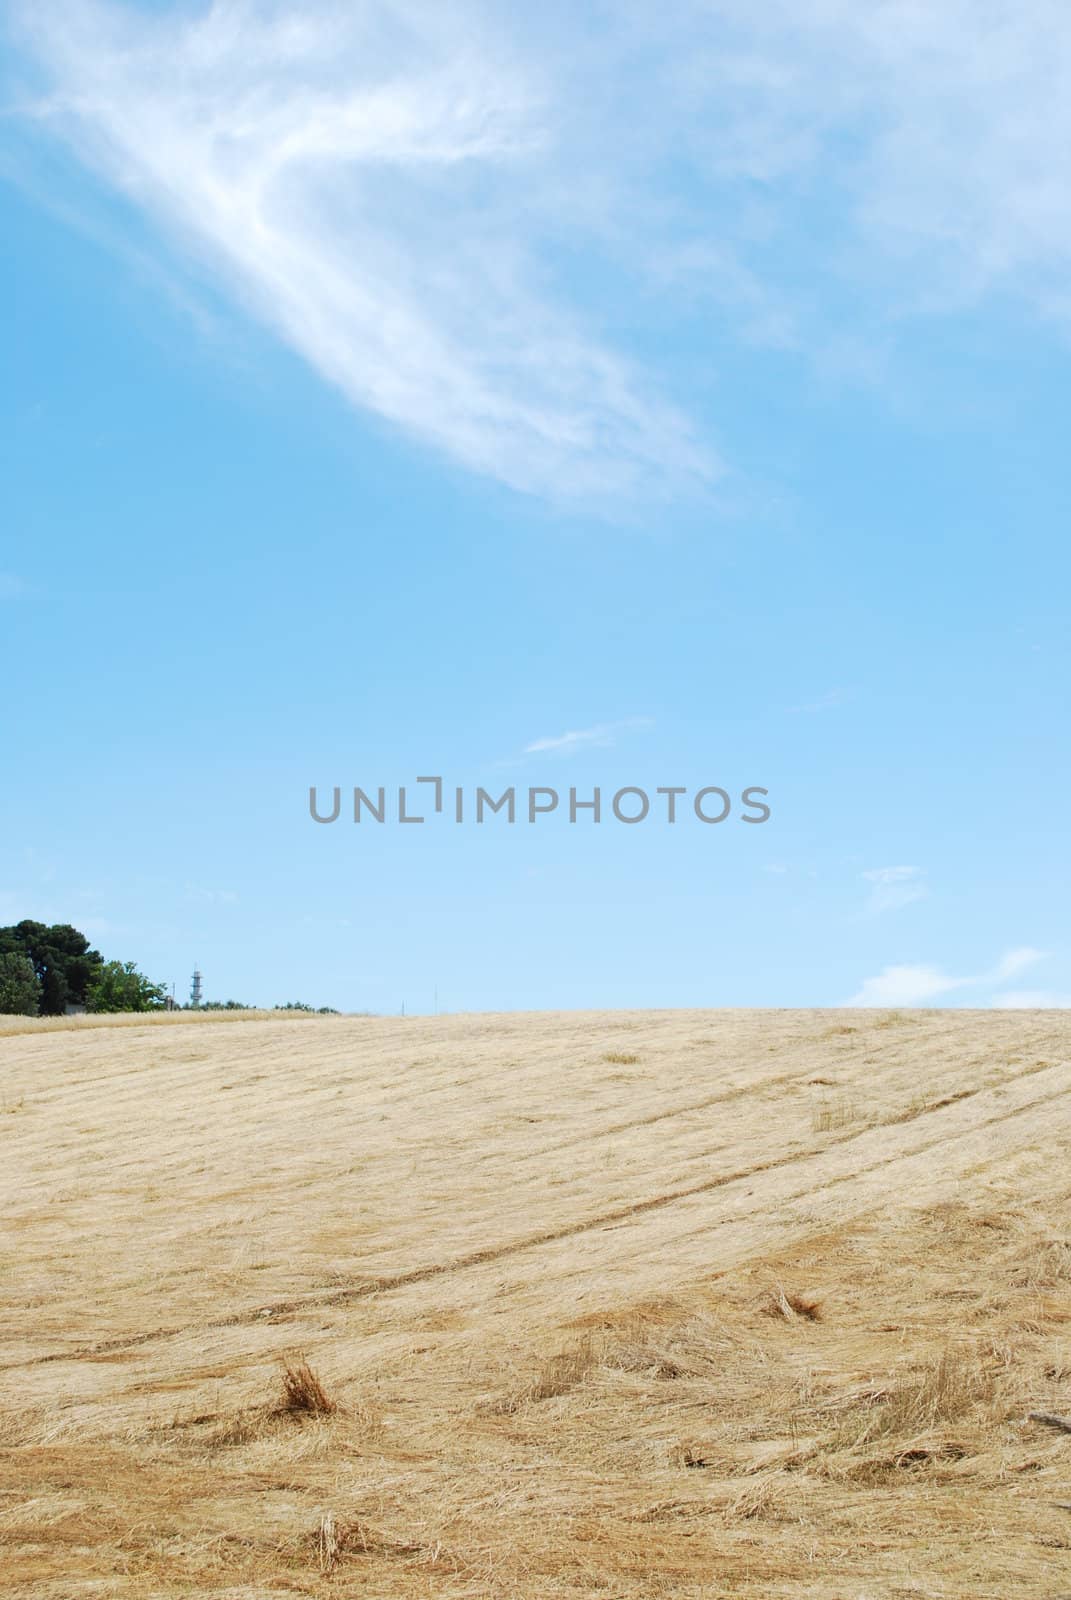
[[308, 779, 771, 827]]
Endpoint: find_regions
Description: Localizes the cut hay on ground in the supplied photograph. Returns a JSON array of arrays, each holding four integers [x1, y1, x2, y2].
[[1, 1007, 1070, 1596]]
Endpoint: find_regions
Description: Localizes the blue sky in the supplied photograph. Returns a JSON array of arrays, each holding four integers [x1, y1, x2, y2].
[[1, 0, 1068, 1012]]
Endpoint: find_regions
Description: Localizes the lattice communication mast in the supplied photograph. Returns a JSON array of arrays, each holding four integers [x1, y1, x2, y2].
[[189, 967, 203, 1009]]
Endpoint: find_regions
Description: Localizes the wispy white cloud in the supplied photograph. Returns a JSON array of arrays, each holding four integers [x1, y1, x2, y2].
[[861, 864, 927, 915], [846, 963, 970, 1008], [846, 945, 1046, 1006], [633, 0, 1071, 326], [523, 717, 653, 755], [6, 0, 713, 501], [994, 945, 1048, 979], [10, 1, 1071, 498]]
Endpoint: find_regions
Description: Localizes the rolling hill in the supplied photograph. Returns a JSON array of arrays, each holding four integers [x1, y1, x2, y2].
[[2, 1007, 1070, 1597]]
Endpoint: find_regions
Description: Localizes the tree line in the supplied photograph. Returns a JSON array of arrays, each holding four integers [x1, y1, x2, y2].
[[0, 921, 338, 1016], [0, 922, 166, 1015]]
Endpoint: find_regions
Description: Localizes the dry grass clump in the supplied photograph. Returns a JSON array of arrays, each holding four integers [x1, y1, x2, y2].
[[197, 1366, 380, 1452], [825, 1345, 1002, 1462], [760, 1284, 824, 1322], [602, 1050, 640, 1064], [812, 1097, 859, 1133], [587, 1299, 740, 1385], [874, 1346, 999, 1435], [317, 1511, 341, 1574], [484, 1336, 600, 1414], [592, 1305, 758, 1395], [198, 1358, 351, 1448], [279, 1356, 337, 1415], [1012, 1236, 1071, 1290], [528, 1339, 598, 1401], [724, 1474, 783, 1520], [315, 1512, 449, 1575], [603, 1323, 689, 1380]]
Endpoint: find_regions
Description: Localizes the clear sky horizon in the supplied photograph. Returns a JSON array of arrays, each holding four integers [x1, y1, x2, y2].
[[2, 1, 1068, 1014]]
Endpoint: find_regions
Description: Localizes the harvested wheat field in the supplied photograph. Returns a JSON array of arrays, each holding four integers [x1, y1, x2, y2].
[[2, 1008, 1071, 1599]]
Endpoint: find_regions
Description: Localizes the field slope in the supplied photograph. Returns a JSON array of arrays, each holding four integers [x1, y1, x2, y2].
[[2, 1008, 1071, 1597]]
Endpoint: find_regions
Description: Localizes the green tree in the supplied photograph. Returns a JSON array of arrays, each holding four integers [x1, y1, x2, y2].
[[0, 952, 42, 1016], [87, 960, 167, 1014], [0, 922, 103, 1015]]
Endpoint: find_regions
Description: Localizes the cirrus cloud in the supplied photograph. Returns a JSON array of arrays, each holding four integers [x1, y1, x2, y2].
[[8, 0, 1071, 501], [523, 717, 654, 756], [5, 0, 714, 502], [861, 865, 928, 916]]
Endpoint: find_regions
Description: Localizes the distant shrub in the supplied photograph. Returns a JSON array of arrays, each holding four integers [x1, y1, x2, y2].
[[88, 960, 167, 1013]]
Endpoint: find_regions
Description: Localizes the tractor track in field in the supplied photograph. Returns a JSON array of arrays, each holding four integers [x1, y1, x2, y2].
[[5, 1057, 1067, 1373]]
